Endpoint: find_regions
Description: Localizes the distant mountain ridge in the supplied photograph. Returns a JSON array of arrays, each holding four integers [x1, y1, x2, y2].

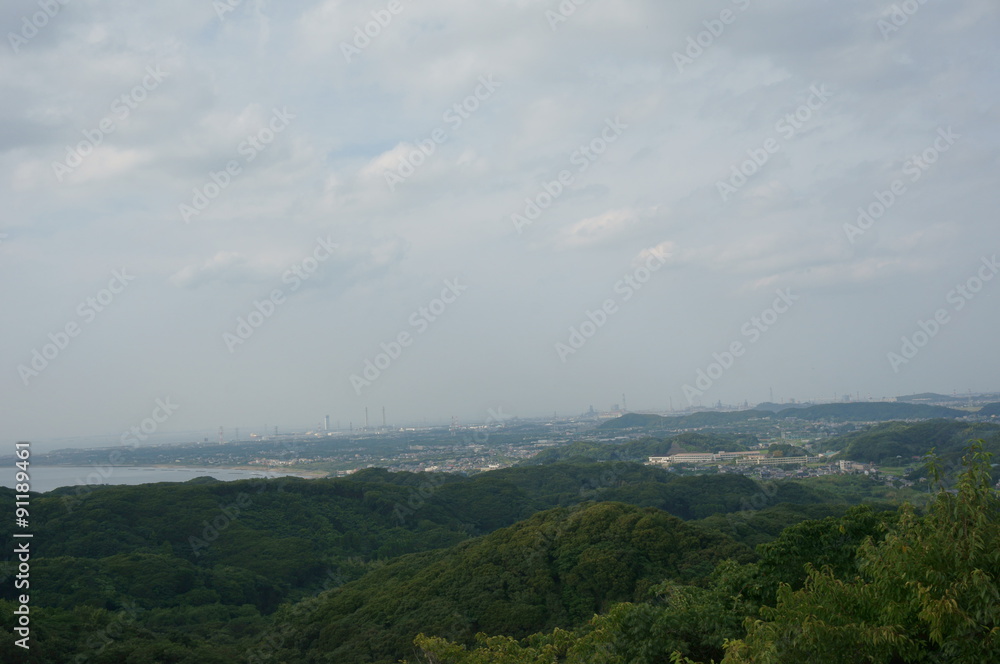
[[896, 392, 971, 404], [753, 401, 812, 412], [599, 402, 966, 430], [780, 402, 966, 421], [978, 403, 1000, 417], [599, 411, 771, 430]]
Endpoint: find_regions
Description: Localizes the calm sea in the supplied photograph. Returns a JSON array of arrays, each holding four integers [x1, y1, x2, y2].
[[0, 466, 317, 493]]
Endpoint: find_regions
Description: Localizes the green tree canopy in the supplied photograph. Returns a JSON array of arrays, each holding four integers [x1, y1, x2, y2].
[[724, 442, 1000, 663]]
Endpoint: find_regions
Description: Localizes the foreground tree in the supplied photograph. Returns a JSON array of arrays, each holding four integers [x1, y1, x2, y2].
[[724, 442, 1000, 663]]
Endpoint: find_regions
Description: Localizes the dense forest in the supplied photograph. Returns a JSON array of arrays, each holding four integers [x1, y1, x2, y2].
[[1, 428, 997, 662], [826, 420, 1000, 466], [975, 402, 1000, 417], [412, 444, 1000, 663]]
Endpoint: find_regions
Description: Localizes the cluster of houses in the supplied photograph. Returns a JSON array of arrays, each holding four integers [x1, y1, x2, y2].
[[648, 450, 812, 467]]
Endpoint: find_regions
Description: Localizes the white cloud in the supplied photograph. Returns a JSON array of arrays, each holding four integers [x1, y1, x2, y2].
[[554, 208, 647, 249], [2, 0, 999, 439], [169, 251, 263, 289]]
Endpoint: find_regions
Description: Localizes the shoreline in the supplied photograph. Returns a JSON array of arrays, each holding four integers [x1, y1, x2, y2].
[[143, 464, 329, 478], [25, 464, 330, 480]]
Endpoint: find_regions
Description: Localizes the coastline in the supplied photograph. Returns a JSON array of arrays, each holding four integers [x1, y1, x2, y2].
[[33, 463, 328, 479], [105, 464, 329, 479]]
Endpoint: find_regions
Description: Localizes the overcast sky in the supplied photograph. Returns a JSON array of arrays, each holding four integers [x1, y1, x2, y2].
[[2, 0, 998, 446]]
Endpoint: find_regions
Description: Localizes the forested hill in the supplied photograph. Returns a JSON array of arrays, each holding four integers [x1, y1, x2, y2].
[[410, 444, 1000, 663], [599, 402, 967, 430], [978, 402, 1000, 417], [0, 462, 871, 662], [3, 442, 987, 662], [259, 502, 753, 663], [826, 419, 1000, 464], [599, 411, 769, 430], [779, 402, 966, 421], [522, 432, 758, 465]]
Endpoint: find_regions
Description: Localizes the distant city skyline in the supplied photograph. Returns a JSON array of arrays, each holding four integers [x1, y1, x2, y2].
[[20, 387, 999, 455]]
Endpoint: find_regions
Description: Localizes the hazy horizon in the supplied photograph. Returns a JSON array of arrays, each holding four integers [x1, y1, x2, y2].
[[13, 388, 1000, 456], [3, 1, 998, 443]]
